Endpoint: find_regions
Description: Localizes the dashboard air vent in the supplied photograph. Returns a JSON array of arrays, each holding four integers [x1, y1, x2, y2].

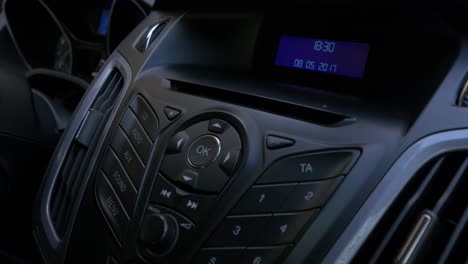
[[49, 69, 124, 237], [353, 152, 468, 263]]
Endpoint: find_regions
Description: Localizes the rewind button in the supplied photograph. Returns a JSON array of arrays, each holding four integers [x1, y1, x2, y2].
[[150, 175, 178, 208]]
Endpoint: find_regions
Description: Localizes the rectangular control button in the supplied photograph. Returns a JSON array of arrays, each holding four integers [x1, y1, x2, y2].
[[254, 210, 319, 245], [280, 177, 342, 211], [231, 183, 295, 214], [194, 248, 245, 264], [257, 151, 358, 184], [177, 191, 215, 223], [129, 95, 159, 141], [101, 149, 137, 214], [111, 127, 145, 188], [95, 171, 130, 243], [120, 109, 153, 161], [241, 245, 289, 264], [150, 175, 179, 208], [206, 215, 270, 247]]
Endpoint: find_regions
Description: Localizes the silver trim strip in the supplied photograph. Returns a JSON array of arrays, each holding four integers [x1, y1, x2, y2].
[[324, 129, 468, 264], [144, 23, 164, 51], [457, 79, 468, 106], [395, 213, 432, 264]]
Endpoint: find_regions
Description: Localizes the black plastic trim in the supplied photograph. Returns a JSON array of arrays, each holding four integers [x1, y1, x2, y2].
[[33, 52, 133, 264]]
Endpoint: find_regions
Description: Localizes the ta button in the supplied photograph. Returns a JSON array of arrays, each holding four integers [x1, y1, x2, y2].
[[187, 135, 221, 168]]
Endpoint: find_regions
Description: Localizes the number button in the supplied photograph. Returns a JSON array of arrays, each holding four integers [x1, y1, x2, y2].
[[206, 215, 270, 247], [304, 191, 314, 201], [232, 225, 242, 236], [232, 184, 295, 214], [254, 211, 318, 245], [241, 246, 289, 264], [253, 256, 262, 264], [194, 248, 244, 264], [258, 194, 266, 204], [280, 177, 342, 211]]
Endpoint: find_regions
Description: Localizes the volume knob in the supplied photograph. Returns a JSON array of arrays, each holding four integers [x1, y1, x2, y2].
[[139, 213, 179, 255]]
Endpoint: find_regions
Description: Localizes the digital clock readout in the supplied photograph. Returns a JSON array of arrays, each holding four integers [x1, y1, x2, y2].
[[274, 35, 370, 78]]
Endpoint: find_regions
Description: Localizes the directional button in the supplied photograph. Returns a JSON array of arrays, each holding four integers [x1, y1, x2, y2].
[[175, 169, 199, 189], [219, 148, 241, 176], [167, 131, 189, 154], [208, 119, 229, 134], [163, 107, 181, 120], [267, 135, 295, 150], [160, 118, 242, 193]]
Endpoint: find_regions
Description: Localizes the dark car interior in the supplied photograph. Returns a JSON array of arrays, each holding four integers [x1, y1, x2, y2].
[[0, 0, 467, 263]]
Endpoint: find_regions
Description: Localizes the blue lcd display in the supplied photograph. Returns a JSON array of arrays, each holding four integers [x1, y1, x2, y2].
[[274, 35, 370, 79]]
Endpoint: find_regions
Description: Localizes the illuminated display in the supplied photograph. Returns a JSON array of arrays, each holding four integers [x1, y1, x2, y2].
[[275, 35, 370, 78]]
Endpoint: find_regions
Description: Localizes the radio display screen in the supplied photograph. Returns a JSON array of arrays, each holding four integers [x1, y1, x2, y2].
[[274, 35, 370, 79]]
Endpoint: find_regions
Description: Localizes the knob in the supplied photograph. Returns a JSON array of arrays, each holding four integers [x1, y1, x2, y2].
[[139, 213, 179, 255]]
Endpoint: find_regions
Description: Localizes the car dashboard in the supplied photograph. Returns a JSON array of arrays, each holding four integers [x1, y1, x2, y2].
[[0, 1, 466, 264]]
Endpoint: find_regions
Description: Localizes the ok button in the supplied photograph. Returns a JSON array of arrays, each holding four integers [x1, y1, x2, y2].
[[187, 135, 221, 168]]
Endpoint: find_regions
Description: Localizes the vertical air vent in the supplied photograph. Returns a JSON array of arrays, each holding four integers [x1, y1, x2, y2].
[[49, 69, 124, 237], [353, 152, 468, 264]]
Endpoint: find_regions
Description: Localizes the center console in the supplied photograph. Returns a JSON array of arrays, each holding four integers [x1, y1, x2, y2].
[[95, 82, 362, 264], [33, 5, 462, 264]]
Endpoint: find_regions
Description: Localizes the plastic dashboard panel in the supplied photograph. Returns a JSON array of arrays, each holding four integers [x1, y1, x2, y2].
[[33, 9, 468, 264], [323, 41, 468, 264], [33, 52, 134, 264], [60, 62, 404, 263]]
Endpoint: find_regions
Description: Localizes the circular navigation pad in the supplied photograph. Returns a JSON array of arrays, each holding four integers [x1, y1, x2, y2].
[[160, 118, 242, 193], [187, 135, 221, 168]]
